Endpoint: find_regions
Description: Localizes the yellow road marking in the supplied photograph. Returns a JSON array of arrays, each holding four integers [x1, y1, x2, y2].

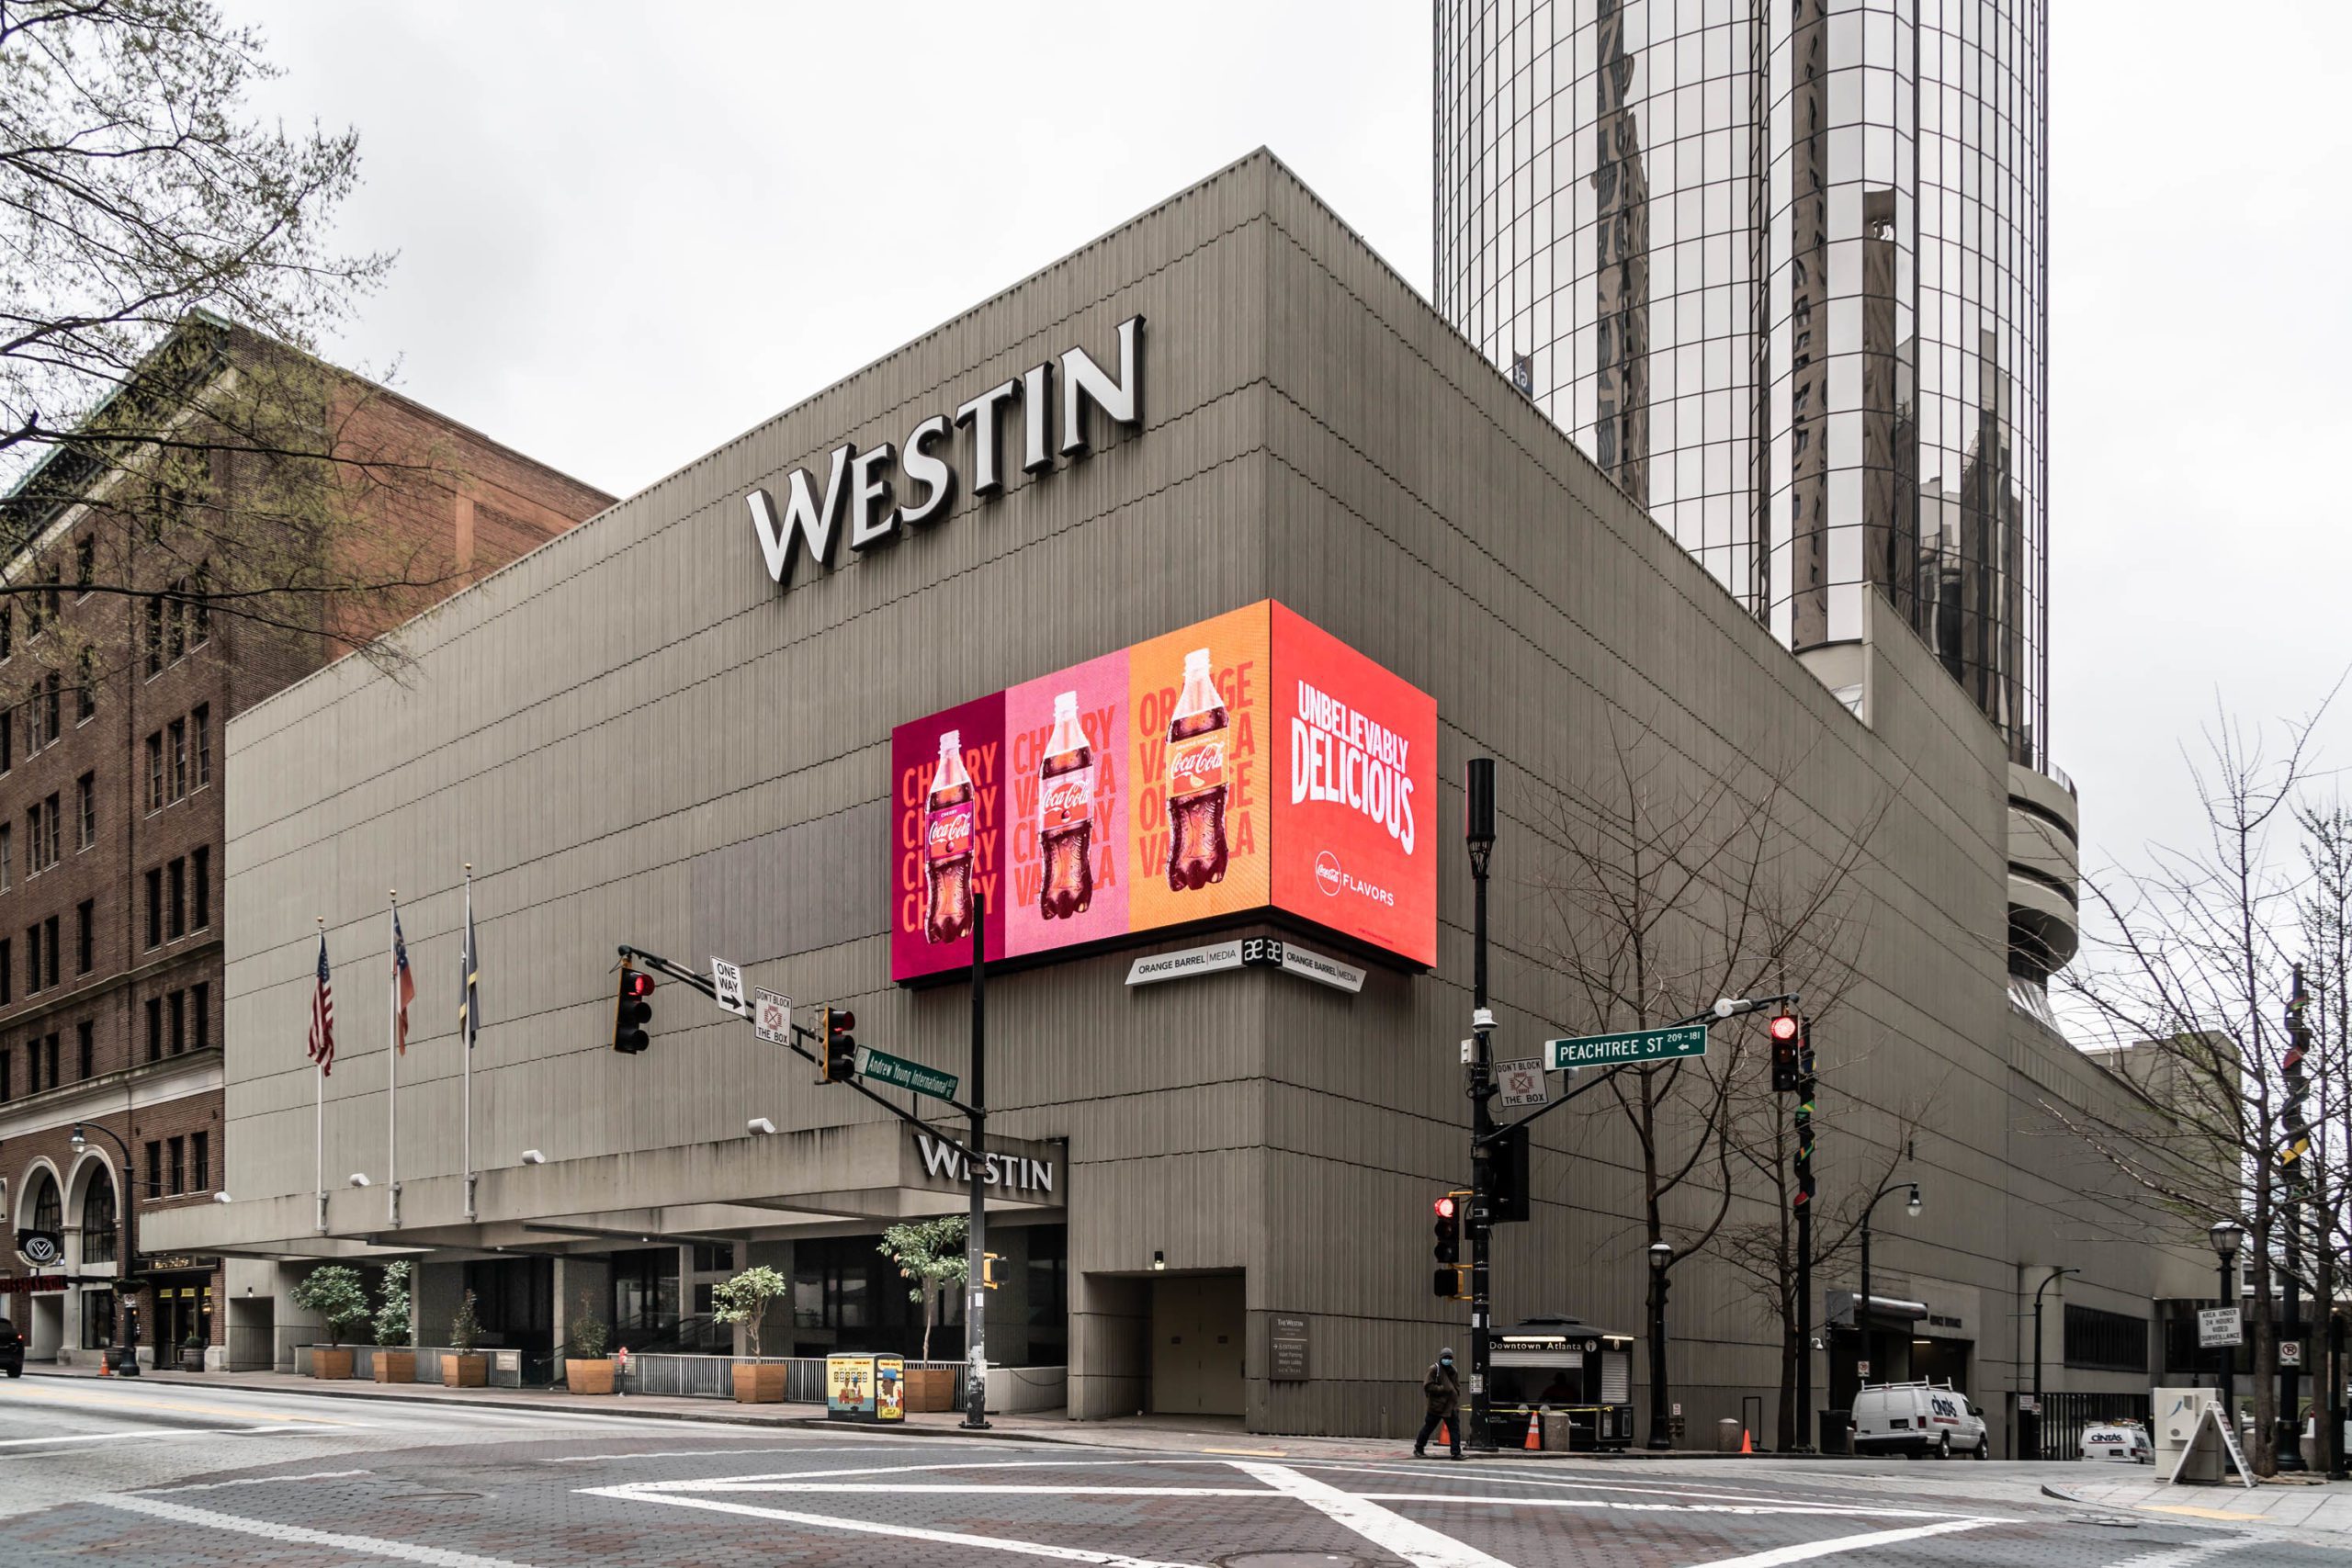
[[0, 1385, 355, 1426], [2138, 1504, 2267, 1521], [1202, 1446, 1290, 1457]]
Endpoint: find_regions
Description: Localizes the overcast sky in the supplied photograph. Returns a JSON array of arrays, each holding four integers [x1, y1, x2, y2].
[[240, 1, 2352, 873]]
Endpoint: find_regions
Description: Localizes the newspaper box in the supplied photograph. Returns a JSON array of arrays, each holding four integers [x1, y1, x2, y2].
[[827, 1354, 907, 1422]]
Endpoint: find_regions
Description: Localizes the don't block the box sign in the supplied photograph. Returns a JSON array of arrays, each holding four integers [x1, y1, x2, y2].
[[889, 600, 1437, 982]]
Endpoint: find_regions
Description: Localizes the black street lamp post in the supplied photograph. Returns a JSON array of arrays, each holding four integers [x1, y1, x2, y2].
[[1646, 1240, 1675, 1450], [2210, 1219, 2243, 1437], [2029, 1266, 2078, 1461], [68, 1122, 137, 1373], [1854, 1182, 1921, 1389]]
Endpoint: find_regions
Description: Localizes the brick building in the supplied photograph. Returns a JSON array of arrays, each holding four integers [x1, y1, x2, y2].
[[0, 313, 609, 1365]]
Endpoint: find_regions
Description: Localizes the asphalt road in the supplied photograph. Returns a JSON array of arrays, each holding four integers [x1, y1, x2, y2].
[[0, 1376, 2331, 1566]]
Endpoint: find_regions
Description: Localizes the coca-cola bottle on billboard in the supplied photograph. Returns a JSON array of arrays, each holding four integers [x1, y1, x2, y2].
[[1039, 692, 1094, 919], [1165, 648, 1229, 891], [924, 729, 975, 944]]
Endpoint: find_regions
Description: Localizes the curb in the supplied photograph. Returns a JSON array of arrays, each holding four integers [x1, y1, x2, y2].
[[19, 1366, 1077, 1443]]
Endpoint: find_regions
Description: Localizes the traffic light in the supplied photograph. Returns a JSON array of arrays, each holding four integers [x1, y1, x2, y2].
[[1489, 1122, 1531, 1224], [612, 962, 654, 1054], [981, 1252, 1006, 1290], [820, 1007, 858, 1082], [1431, 1190, 1467, 1298], [1770, 1010, 1803, 1093]]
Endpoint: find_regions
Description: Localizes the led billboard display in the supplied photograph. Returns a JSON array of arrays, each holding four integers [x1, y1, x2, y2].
[[890, 601, 1435, 981]]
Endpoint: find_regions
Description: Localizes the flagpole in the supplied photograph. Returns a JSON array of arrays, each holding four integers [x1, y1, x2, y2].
[[315, 915, 327, 1235], [388, 889, 400, 1229], [462, 863, 475, 1221]]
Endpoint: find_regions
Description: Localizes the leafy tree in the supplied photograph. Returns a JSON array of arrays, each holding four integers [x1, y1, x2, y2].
[[877, 1216, 968, 1362], [290, 1263, 368, 1348], [1532, 717, 1888, 1449], [2052, 700, 2340, 1474], [0, 1, 533, 683], [448, 1289, 482, 1355], [371, 1260, 413, 1348], [711, 1266, 789, 1359], [567, 1288, 610, 1359]]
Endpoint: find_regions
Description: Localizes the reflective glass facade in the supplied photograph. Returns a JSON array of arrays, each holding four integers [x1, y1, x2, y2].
[[1435, 0, 2047, 765]]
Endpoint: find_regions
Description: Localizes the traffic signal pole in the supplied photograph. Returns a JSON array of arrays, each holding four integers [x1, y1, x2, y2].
[[1464, 760, 1498, 1453], [963, 890, 990, 1430], [1794, 1020, 1815, 1451]]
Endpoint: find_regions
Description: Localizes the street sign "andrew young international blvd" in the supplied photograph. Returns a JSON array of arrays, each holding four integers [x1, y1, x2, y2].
[[1546, 1023, 1710, 1071]]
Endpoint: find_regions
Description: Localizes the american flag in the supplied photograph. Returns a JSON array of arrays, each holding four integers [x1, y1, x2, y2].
[[392, 908, 415, 1055], [307, 933, 335, 1076]]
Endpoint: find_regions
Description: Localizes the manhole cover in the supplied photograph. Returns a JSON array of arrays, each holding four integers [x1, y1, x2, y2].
[[1222, 1556, 1365, 1568]]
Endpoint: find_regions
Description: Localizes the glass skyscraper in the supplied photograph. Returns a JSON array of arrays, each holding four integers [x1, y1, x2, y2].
[[1435, 0, 2047, 768]]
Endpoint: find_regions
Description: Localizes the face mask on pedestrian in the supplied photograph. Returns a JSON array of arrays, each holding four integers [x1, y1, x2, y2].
[[1440, 1355, 1453, 1368]]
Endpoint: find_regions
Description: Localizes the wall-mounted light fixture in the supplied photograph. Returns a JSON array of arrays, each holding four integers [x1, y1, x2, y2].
[[747, 1118, 776, 1136], [1152, 1250, 1166, 1271], [347, 1173, 371, 1188], [520, 1149, 547, 1166]]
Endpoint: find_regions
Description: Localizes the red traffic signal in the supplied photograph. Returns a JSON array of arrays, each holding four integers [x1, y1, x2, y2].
[[1769, 1010, 1800, 1043], [613, 960, 654, 1055], [1434, 1194, 1457, 1221]]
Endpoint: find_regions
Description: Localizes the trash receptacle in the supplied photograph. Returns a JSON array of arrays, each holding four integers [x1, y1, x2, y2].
[[1541, 1410, 1576, 1451], [1717, 1417, 1744, 1452], [1821, 1409, 1853, 1456]]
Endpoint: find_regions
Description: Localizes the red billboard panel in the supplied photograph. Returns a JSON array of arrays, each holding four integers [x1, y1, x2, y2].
[[889, 602, 1434, 981]]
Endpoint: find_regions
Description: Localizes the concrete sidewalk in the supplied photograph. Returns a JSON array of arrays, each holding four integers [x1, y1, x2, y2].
[[17, 1363, 1745, 1462], [2051, 1470, 2352, 1537]]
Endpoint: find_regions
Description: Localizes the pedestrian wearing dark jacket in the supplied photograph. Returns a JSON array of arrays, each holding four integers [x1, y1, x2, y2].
[[1413, 1347, 1463, 1458]]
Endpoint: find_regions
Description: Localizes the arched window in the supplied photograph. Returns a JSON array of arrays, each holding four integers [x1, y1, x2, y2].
[[28, 1169, 62, 1235], [81, 1170, 118, 1264]]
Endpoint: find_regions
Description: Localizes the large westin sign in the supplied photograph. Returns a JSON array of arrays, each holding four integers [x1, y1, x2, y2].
[[747, 316, 1144, 586], [890, 601, 1437, 981]]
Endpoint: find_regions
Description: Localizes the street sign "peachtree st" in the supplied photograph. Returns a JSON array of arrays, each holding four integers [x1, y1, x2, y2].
[[1546, 1023, 1710, 1071]]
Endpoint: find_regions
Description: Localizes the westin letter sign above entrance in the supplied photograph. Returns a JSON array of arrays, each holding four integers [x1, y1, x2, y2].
[[746, 315, 1145, 586]]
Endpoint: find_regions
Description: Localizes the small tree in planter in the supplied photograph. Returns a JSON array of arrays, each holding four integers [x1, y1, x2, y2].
[[711, 1265, 789, 1403], [290, 1264, 368, 1379], [371, 1262, 415, 1383], [877, 1216, 967, 1412], [566, 1289, 616, 1394], [444, 1289, 488, 1387]]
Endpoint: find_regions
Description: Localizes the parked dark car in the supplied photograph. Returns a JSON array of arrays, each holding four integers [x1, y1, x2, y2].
[[0, 1316, 24, 1377]]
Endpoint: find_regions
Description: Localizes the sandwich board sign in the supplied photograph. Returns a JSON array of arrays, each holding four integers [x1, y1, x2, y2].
[[2165, 1401, 2256, 1489]]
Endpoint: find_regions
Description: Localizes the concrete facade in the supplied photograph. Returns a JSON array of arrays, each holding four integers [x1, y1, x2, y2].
[[150, 152, 2198, 1442]]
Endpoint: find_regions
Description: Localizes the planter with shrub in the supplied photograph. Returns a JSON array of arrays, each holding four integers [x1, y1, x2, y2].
[[712, 1265, 788, 1403], [441, 1290, 489, 1387], [372, 1261, 416, 1383], [563, 1291, 614, 1394], [291, 1264, 368, 1379]]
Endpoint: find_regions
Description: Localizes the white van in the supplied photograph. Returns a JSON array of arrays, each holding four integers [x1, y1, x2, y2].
[[1850, 1381, 1990, 1459]]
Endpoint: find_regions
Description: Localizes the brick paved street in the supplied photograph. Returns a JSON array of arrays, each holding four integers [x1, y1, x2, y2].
[[4, 1374, 2345, 1565]]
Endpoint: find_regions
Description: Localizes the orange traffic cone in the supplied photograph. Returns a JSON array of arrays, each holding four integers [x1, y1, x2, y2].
[[1437, 1418, 1452, 1448], [1524, 1410, 1543, 1450], [1740, 1427, 1754, 1455], [98, 1358, 111, 1378]]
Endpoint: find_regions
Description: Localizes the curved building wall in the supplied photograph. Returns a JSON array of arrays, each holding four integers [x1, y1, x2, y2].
[[1435, 0, 2047, 768]]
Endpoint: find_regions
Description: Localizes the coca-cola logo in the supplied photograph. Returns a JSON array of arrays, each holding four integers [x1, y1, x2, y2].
[[1170, 739, 1226, 788], [1041, 775, 1091, 820], [927, 809, 971, 854], [1315, 851, 1343, 897]]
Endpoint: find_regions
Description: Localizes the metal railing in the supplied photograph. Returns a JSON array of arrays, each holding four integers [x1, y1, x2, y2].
[[2030, 1391, 2151, 1461], [616, 1353, 968, 1405]]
